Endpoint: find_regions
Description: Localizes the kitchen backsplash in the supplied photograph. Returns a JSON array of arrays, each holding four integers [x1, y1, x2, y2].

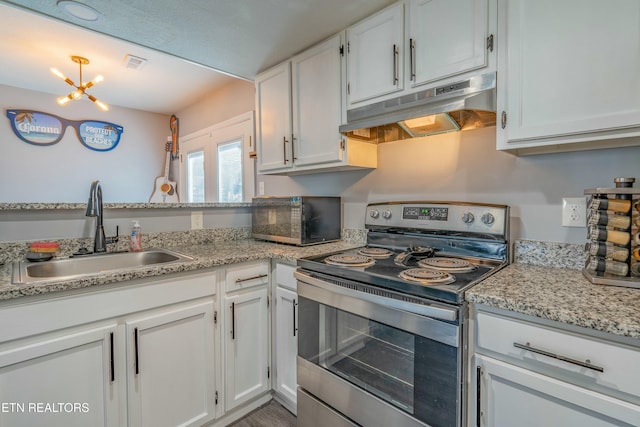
[[514, 240, 584, 270]]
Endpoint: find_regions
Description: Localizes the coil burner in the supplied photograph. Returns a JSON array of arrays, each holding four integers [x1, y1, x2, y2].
[[399, 268, 455, 285], [358, 247, 394, 259], [325, 254, 375, 268], [418, 257, 477, 273]]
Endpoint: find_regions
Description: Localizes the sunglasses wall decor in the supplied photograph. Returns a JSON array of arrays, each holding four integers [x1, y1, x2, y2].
[[5, 109, 123, 152]]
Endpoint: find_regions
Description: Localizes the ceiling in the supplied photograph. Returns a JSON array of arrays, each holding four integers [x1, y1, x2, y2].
[[0, 0, 395, 114]]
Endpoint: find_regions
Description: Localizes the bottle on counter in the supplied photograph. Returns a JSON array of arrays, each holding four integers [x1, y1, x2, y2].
[[589, 197, 631, 214], [130, 220, 142, 252], [588, 225, 631, 246], [586, 241, 629, 262], [585, 257, 629, 277], [587, 210, 631, 230]]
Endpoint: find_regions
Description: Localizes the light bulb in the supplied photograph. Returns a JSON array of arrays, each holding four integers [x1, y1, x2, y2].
[[95, 100, 109, 111], [57, 95, 72, 106], [92, 75, 104, 84], [72, 89, 83, 99], [50, 67, 67, 80]]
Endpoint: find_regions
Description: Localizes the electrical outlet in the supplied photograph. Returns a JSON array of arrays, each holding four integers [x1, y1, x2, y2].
[[562, 197, 587, 227], [191, 211, 203, 230], [258, 181, 265, 196]]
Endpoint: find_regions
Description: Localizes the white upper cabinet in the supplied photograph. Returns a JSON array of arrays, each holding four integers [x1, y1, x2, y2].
[[407, 0, 489, 87], [291, 34, 345, 167], [346, 2, 405, 105], [346, 0, 496, 109], [255, 33, 377, 175], [255, 62, 293, 173], [496, 0, 640, 154]]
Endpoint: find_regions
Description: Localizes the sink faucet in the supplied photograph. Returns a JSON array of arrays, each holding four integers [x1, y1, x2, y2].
[[85, 180, 118, 253]]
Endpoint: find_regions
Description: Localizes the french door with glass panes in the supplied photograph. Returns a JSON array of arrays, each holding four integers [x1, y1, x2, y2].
[[180, 112, 255, 203]]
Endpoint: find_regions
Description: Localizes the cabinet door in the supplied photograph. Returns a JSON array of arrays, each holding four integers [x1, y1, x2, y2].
[[291, 33, 344, 167], [346, 2, 404, 105], [0, 324, 120, 427], [498, 0, 640, 148], [255, 62, 293, 172], [224, 287, 269, 411], [408, 0, 488, 87], [475, 355, 640, 427], [274, 286, 298, 407], [127, 301, 215, 427]]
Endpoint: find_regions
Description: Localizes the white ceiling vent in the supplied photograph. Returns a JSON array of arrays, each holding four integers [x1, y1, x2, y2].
[[122, 54, 148, 70]]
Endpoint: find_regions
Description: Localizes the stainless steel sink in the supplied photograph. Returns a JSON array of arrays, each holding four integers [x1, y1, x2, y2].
[[12, 248, 193, 284]]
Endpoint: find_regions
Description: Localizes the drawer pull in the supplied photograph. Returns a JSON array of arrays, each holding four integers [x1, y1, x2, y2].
[[235, 274, 268, 284], [514, 342, 604, 373]]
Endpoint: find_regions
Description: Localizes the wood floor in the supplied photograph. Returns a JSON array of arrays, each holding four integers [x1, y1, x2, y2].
[[229, 400, 296, 427]]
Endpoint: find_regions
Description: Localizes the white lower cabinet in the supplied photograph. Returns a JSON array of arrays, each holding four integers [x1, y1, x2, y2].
[[274, 286, 298, 407], [272, 263, 298, 412], [126, 301, 216, 427], [476, 355, 640, 427], [0, 323, 120, 427], [473, 307, 640, 427], [223, 262, 270, 412]]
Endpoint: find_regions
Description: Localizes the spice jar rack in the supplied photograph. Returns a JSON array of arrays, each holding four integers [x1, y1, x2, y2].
[[583, 177, 640, 289]]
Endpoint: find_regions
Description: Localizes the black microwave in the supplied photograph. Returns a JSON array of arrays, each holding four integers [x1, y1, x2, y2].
[[251, 196, 341, 246]]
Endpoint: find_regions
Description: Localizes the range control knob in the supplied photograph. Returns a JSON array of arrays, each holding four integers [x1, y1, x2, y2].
[[369, 209, 380, 219], [481, 213, 495, 225], [462, 212, 475, 224], [382, 210, 392, 219]]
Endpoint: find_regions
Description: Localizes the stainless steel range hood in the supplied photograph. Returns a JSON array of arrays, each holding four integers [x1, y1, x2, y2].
[[340, 72, 496, 143]]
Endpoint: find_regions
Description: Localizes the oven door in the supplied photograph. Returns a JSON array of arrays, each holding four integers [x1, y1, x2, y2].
[[295, 270, 462, 427]]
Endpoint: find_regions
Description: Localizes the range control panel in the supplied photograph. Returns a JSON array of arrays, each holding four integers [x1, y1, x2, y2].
[[365, 202, 509, 238]]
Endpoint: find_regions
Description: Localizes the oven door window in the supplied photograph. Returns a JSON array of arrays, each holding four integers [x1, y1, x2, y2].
[[298, 296, 458, 426]]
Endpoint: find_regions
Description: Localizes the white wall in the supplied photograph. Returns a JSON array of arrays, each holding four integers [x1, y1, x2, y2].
[[258, 127, 640, 244], [0, 85, 169, 202]]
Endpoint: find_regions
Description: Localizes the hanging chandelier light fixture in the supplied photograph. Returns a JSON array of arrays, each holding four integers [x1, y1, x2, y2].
[[51, 55, 109, 111]]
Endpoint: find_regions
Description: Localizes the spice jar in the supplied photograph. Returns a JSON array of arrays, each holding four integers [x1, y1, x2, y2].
[[589, 197, 631, 213], [586, 241, 629, 262], [587, 210, 631, 230], [585, 257, 629, 276], [588, 225, 631, 246]]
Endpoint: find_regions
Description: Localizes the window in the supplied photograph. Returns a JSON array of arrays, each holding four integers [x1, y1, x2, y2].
[[180, 112, 255, 203], [186, 151, 205, 203], [217, 140, 242, 202]]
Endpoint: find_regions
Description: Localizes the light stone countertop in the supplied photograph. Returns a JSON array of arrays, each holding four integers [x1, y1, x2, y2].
[[466, 263, 640, 340], [0, 239, 359, 302]]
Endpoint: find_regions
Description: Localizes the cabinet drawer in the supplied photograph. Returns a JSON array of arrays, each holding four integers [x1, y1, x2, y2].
[[276, 263, 297, 291], [225, 261, 269, 293], [476, 311, 640, 401]]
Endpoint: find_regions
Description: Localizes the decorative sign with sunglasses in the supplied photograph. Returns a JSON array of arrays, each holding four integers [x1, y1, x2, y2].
[[5, 109, 123, 152]]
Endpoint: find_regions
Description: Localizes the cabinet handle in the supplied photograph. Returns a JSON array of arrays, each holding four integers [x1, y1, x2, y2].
[[283, 136, 289, 164], [409, 38, 416, 81], [231, 302, 236, 340], [513, 342, 604, 372], [235, 273, 268, 284], [134, 327, 140, 375], [291, 134, 297, 162], [293, 299, 298, 337], [501, 111, 507, 129], [476, 366, 482, 427], [109, 332, 115, 382], [393, 44, 399, 86]]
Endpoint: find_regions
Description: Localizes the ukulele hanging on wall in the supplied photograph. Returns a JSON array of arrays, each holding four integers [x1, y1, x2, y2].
[[149, 140, 179, 203]]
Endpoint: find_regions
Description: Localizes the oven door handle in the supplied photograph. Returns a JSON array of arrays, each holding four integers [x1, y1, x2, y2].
[[294, 270, 457, 321]]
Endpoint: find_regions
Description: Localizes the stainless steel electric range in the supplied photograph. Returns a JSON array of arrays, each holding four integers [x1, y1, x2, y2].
[[295, 201, 510, 427]]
